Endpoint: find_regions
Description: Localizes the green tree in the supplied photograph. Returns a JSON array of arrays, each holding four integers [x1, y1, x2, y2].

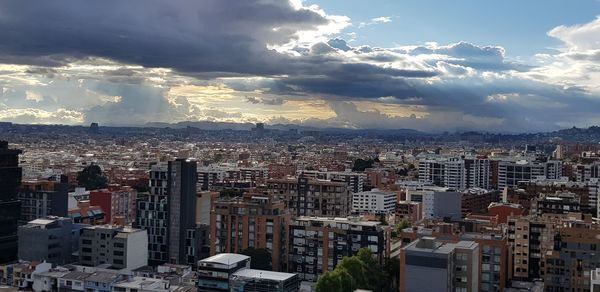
[[240, 247, 272, 271], [316, 269, 354, 292], [337, 257, 368, 288], [77, 164, 108, 190], [352, 158, 374, 171]]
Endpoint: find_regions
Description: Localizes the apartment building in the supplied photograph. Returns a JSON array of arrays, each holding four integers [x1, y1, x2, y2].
[[461, 188, 501, 216], [288, 217, 390, 281], [18, 217, 84, 266], [210, 193, 291, 271], [400, 237, 480, 292], [90, 185, 136, 226], [352, 188, 396, 214], [418, 156, 491, 191], [18, 177, 69, 225], [267, 177, 352, 217], [507, 217, 556, 281], [78, 225, 148, 270], [297, 170, 366, 193], [497, 160, 563, 189], [544, 224, 600, 292]]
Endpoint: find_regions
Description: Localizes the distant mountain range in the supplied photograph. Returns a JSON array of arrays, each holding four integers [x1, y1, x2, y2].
[[144, 120, 425, 135]]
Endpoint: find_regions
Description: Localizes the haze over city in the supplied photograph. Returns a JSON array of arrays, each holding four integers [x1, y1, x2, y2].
[[1, 0, 600, 132]]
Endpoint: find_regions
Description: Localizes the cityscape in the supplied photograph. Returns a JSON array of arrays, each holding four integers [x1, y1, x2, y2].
[[1, 1, 600, 292]]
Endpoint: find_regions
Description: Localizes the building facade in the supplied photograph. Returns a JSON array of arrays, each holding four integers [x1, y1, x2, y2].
[[0, 141, 22, 263], [211, 193, 290, 271], [18, 217, 84, 266], [89, 185, 136, 226], [135, 159, 198, 266], [79, 225, 148, 270], [267, 177, 351, 217], [288, 217, 390, 281], [352, 189, 397, 214], [400, 237, 480, 292], [19, 178, 69, 225]]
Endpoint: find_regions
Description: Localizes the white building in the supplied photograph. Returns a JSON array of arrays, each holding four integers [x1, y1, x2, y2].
[[406, 185, 461, 220], [352, 189, 396, 214], [79, 225, 148, 271]]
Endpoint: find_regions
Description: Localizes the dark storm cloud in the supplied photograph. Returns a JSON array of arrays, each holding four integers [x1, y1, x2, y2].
[[0, 0, 327, 76]]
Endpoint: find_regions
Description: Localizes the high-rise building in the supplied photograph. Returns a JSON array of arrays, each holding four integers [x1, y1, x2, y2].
[[135, 159, 198, 266], [90, 185, 136, 226], [18, 177, 69, 225], [507, 217, 556, 281], [0, 141, 22, 263], [210, 193, 290, 271], [18, 216, 84, 266], [267, 177, 351, 217], [79, 225, 148, 270], [288, 217, 390, 281], [400, 237, 480, 292]]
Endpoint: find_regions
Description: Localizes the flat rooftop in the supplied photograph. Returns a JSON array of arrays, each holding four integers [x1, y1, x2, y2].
[[199, 253, 249, 266], [232, 269, 297, 282]]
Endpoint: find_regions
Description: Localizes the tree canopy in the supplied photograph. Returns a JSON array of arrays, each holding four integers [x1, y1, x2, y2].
[[240, 247, 272, 271], [316, 248, 399, 292], [77, 164, 108, 190]]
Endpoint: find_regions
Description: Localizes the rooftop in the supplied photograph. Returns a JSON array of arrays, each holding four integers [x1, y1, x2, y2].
[[199, 253, 250, 266], [231, 268, 297, 282]]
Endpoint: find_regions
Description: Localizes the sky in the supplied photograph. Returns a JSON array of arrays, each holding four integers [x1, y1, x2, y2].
[[0, 0, 600, 133]]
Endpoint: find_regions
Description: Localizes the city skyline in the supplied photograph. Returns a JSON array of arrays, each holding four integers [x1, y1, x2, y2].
[[0, 1, 599, 133]]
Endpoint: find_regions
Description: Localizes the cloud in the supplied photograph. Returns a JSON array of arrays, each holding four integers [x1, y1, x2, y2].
[[0, 1, 599, 132], [358, 16, 393, 28]]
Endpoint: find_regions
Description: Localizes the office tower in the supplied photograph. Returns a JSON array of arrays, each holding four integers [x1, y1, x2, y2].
[[136, 159, 198, 265], [18, 216, 84, 266], [90, 185, 136, 226], [400, 237, 479, 292], [197, 253, 251, 292], [352, 189, 397, 214], [88, 122, 99, 134], [168, 159, 198, 265], [18, 177, 69, 225], [0, 141, 22, 263], [267, 177, 352, 217], [211, 193, 290, 271], [406, 186, 462, 220], [288, 217, 390, 281], [79, 225, 148, 270]]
